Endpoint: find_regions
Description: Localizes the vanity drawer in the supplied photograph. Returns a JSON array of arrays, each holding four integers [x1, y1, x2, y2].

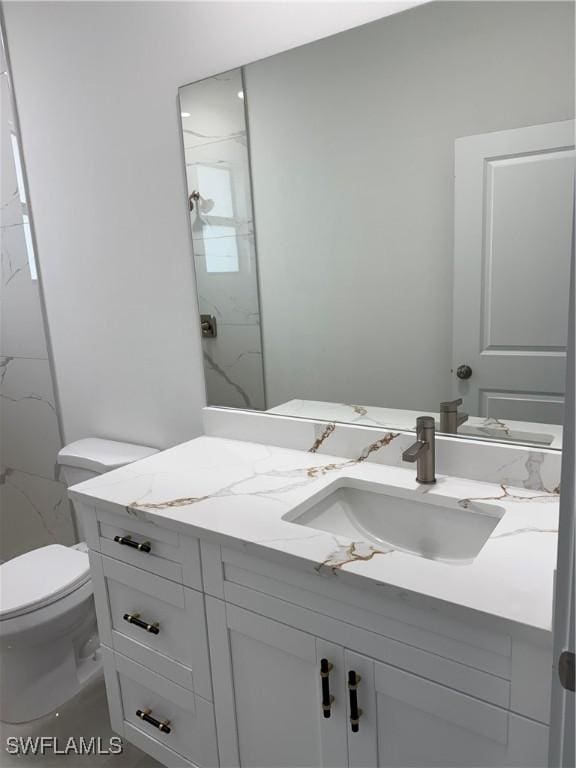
[[102, 647, 218, 768], [84, 506, 202, 590], [90, 553, 212, 700], [206, 546, 513, 679]]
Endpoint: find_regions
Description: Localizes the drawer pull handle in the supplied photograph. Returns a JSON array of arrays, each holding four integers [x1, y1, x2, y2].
[[123, 612, 160, 635], [348, 670, 363, 733], [114, 535, 151, 553], [320, 658, 334, 718], [136, 708, 171, 734]]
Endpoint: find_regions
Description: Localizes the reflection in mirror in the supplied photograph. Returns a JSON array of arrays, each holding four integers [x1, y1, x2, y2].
[[179, 1, 575, 448], [181, 69, 266, 409]]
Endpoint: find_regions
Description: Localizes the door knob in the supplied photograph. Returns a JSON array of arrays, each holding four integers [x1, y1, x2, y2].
[[456, 364, 472, 380]]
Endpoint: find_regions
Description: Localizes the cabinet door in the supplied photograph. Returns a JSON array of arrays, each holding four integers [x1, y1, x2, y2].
[[206, 598, 348, 768], [347, 654, 548, 768]]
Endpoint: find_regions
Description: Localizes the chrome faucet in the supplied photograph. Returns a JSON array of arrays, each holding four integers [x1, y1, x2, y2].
[[402, 416, 436, 484], [439, 398, 468, 434]]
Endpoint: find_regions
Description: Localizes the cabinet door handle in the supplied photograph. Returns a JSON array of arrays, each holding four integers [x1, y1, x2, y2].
[[114, 534, 151, 553], [136, 708, 171, 734], [320, 658, 334, 718], [348, 671, 363, 733], [123, 612, 160, 635]]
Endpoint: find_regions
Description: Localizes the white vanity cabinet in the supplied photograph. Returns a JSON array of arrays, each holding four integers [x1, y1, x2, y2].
[[205, 603, 548, 768], [80, 503, 552, 768], [202, 544, 551, 768]]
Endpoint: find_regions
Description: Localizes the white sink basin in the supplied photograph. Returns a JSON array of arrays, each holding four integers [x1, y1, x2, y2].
[[283, 479, 504, 564]]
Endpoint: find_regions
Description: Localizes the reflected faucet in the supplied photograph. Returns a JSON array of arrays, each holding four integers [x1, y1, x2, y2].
[[440, 398, 468, 434], [402, 416, 436, 484]]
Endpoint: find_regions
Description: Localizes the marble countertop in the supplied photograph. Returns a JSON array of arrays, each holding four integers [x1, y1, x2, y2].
[[69, 435, 559, 634], [269, 399, 564, 449]]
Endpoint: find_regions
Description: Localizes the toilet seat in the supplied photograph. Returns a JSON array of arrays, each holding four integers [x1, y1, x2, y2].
[[0, 544, 91, 621]]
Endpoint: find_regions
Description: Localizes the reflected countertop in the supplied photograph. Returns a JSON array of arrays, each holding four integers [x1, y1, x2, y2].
[[268, 399, 564, 449]]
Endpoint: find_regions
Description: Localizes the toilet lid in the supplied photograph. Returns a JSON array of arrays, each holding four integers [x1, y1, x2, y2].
[[0, 545, 91, 620]]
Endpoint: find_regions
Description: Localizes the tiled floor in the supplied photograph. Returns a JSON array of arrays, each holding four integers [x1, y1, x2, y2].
[[0, 676, 162, 767]]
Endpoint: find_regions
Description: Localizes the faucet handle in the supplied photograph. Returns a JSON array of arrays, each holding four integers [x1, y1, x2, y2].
[[402, 441, 426, 462], [440, 398, 463, 412]]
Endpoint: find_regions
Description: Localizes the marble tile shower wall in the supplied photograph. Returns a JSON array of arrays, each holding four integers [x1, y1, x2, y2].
[[181, 69, 266, 410], [0, 49, 75, 561]]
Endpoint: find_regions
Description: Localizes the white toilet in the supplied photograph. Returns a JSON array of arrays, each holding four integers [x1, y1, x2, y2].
[[0, 438, 158, 723]]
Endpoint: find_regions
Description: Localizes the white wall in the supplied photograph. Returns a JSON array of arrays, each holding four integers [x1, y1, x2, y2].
[[245, 1, 575, 411], [1, 1, 420, 448]]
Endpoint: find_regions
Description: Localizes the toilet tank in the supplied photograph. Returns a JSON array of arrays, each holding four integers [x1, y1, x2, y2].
[[57, 438, 159, 541]]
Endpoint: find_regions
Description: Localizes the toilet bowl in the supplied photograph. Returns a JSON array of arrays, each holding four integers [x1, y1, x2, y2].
[[0, 438, 158, 723]]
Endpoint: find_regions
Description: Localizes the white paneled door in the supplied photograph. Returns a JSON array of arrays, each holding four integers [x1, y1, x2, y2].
[[453, 120, 575, 424]]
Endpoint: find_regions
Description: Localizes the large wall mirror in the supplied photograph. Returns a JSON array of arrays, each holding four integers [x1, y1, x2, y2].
[[179, 1, 575, 448]]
